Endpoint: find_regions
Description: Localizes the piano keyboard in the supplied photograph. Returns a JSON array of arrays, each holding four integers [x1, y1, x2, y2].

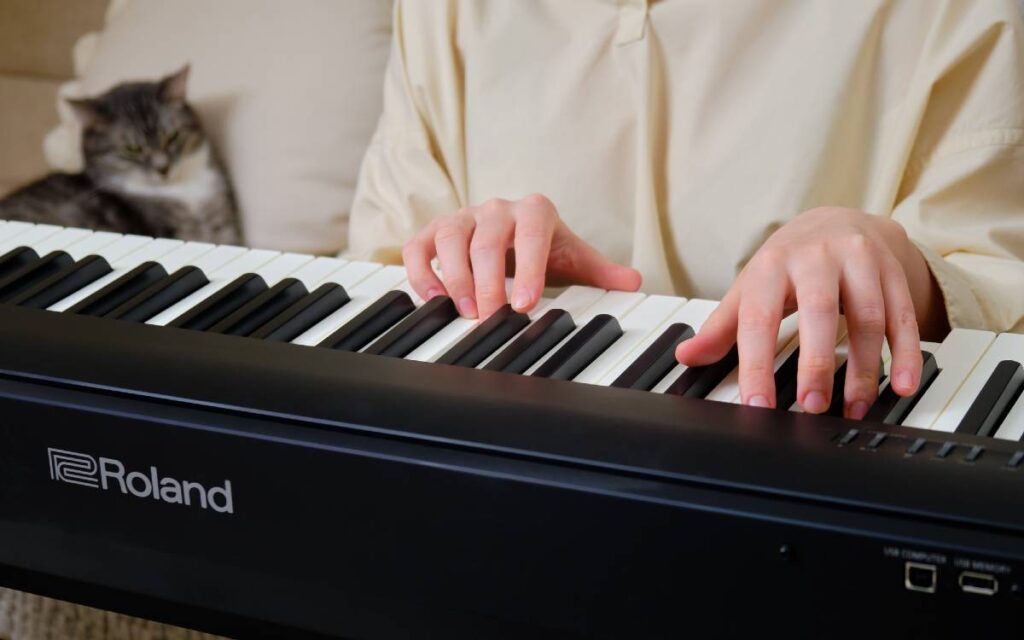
[[2, 220, 1024, 638], [0, 219, 1022, 441]]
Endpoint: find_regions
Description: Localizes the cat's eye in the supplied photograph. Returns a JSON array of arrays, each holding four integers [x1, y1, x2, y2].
[[121, 144, 143, 157], [164, 130, 181, 147]]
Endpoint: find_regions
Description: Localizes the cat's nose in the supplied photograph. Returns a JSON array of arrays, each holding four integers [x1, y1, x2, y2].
[[151, 153, 170, 176]]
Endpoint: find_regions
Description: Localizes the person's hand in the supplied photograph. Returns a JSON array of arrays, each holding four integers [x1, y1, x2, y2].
[[675, 207, 948, 419], [402, 194, 642, 319]]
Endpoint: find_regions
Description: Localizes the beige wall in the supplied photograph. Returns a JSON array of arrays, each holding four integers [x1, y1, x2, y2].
[[0, 0, 108, 195]]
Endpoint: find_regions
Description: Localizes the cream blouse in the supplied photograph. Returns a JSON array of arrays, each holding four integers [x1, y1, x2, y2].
[[347, 0, 1024, 333]]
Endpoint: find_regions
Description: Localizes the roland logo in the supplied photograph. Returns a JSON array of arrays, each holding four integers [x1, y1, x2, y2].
[[47, 447, 233, 514]]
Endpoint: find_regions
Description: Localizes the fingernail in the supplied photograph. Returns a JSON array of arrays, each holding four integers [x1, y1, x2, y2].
[[458, 297, 478, 318], [848, 401, 870, 420], [426, 287, 443, 300], [895, 370, 915, 391], [747, 395, 770, 408], [803, 391, 828, 414], [512, 290, 531, 311]]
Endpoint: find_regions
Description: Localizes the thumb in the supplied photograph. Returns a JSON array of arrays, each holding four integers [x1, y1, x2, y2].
[[550, 228, 642, 291]]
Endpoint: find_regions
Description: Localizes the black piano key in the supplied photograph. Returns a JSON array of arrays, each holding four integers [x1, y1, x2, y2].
[[0, 250, 75, 302], [436, 304, 530, 367], [208, 278, 309, 337], [66, 261, 168, 317], [532, 314, 623, 381], [0, 246, 40, 280], [249, 283, 350, 342], [864, 352, 939, 424], [7, 254, 112, 309], [611, 322, 695, 390], [955, 360, 1024, 438], [773, 347, 801, 410], [482, 308, 576, 374], [826, 362, 850, 417], [319, 290, 416, 352], [167, 273, 268, 331], [363, 296, 459, 358], [665, 345, 740, 399], [106, 266, 210, 323]]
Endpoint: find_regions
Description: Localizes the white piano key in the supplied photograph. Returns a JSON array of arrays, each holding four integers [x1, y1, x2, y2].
[[523, 290, 645, 376], [190, 245, 249, 273], [0, 221, 34, 243], [287, 256, 348, 288], [650, 299, 721, 393], [707, 313, 802, 404], [291, 265, 408, 346], [993, 387, 1024, 441], [901, 330, 994, 429], [145, 249, 281, 326], [30, 227, 94, 255], [95, 235, 154, 263], [322, 260, 382, 289], [405, 316, 478, 362], [930, 331, 1021, 434], [111, 237, 180, 267], [59, 231, 122, 259], [255, 252, 315, 283], [157, 242, 217, 272], [0, 224, 63, 255], [574, 295, 687, 385]]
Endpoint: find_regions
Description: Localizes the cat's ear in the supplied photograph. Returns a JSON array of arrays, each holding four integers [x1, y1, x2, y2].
[[158, 64, 190, 104], [66, 98, 106, 128]]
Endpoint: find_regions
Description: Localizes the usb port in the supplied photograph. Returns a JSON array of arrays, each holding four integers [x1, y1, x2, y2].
[[905, 562, 937, 593], [959, 571, 998, 596]]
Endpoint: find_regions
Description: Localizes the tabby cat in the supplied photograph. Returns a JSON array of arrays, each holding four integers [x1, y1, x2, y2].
[[0, 66, 240, 243]]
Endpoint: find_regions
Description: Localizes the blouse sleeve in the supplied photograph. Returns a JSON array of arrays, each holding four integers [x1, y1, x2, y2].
[[890, 1, 1024, 332], [344, 0, 466, 265]]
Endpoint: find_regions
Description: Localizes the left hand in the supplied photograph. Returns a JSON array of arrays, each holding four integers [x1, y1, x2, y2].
[[675, 207, 948, 419]]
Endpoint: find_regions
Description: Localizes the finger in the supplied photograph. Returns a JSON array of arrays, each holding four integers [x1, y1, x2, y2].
[[470, 204, 515, 319], [840, 244, 885, 419], [881, 258, 923, 396], [510, 197, 557, 312], [433, 213, 477, 317], [735, 262, 788, 408], [401, 223, 445, 302], [675, 286, 740, 366], [794, 261, 841, 414], [549, 224, 642, 292]]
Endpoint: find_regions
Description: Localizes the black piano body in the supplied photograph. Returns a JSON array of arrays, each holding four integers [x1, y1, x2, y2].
[[0, 304, 1022, 638]]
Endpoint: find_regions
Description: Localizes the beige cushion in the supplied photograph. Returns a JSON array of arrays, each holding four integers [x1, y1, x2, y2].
[[0, 76, 65, 197], [47, 0, 392, 253]]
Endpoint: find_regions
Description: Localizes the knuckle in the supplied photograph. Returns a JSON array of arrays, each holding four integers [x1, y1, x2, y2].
[[434, 217, 470, 244], [853, 305, 886, 335], [520, 193, 554, 210], [469, 236, 504, 258], [740, 359, 775, 379], [846, 232, 873, 254], [475, 280, 505, 301], [479, 198, 510, 216], [738, 306, 778, 331], [753, 246, 784, 269], [893, 307, 919, 332], [799, 291, 839, 315], [799, 353, 836, 375]]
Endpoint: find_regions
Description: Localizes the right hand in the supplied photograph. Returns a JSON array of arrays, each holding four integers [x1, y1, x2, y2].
[[402, 194, 642, 319]]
